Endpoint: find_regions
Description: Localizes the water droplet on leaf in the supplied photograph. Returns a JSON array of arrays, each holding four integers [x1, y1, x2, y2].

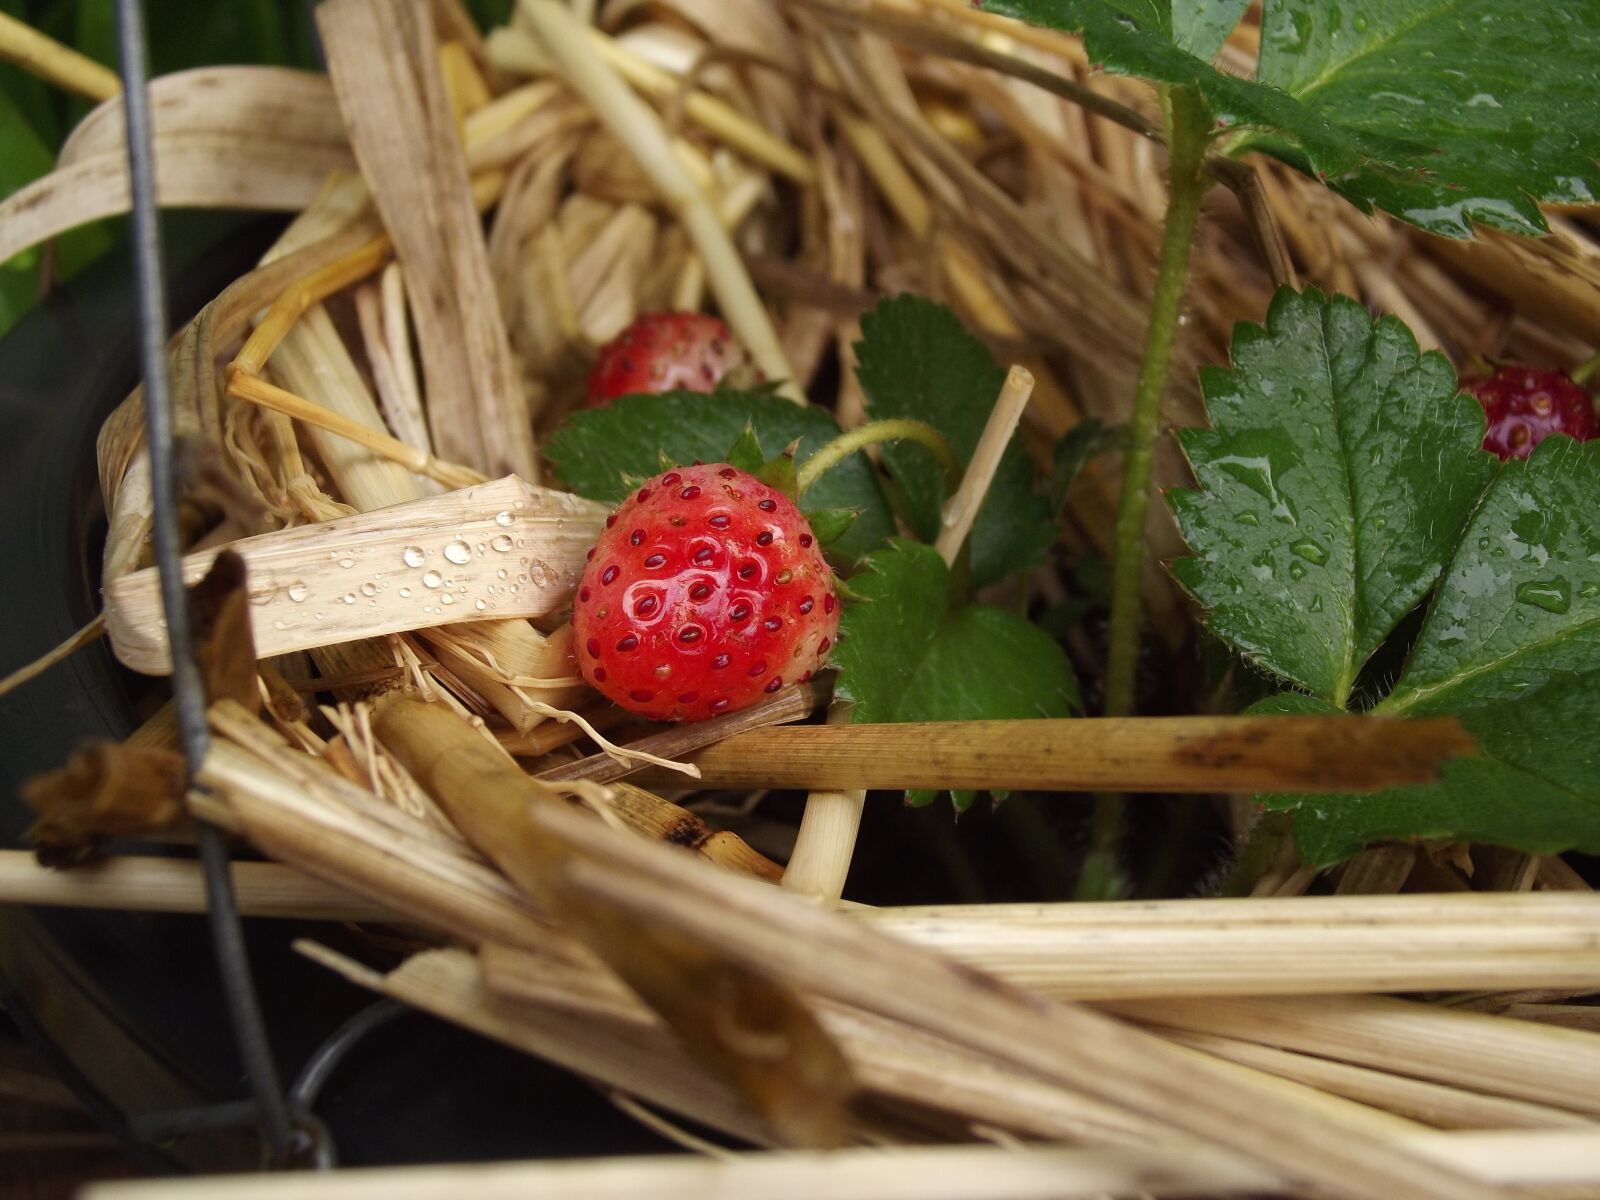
[[1291, 538, 1328, 565], [1515, 577, 1572, 614]]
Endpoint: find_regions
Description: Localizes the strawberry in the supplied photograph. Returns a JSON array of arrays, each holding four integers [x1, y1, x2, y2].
[[1464, 365, 1596, 461], [584, 311, 759, 408], [571, 463, 839, 722]]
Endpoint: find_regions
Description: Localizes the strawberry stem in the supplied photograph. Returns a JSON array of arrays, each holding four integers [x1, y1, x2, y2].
[[796, 418, 961, 497], [1102, 86, 1212, 720], [1572, 349, 1600, 388], [1081, 85, 1212, 900]]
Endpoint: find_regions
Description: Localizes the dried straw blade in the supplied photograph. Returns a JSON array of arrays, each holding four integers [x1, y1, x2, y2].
[[104, 476, 605, 672], [515, 0, 801, 399], [0, 851, 387, 922], [371, 696, 857, 1147], [8, 850, 1596, 1001], [0, 68, 353, 265], [0, 10, 119, 99], [68, 1130, 1600, 1200], [628, 713, 1475, 793], [1107, 993, 1600, 1119], [318, 0, 538, 480], [864, 892, 1600, 998], [367, 723, 1504, 1200]]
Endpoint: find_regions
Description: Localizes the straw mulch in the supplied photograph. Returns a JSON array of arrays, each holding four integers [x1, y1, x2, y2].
[[2, 1, 1598, 1196]]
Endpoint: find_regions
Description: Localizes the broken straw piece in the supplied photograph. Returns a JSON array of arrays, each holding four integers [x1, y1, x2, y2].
[[104, 476, 607, 674]]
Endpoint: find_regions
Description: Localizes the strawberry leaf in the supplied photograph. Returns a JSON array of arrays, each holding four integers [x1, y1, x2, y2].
[[834, 540, 1080, 809], [1219, 366, 1600, 863], [1168, 288, 1495, 707], [980, 0, 1369, 171], [547, 391, 894, 562], [855, 297, 1057, 589], [1050, 418, 1123, 512], [983, 1, 1600, 237], [1248, 1, 1600, 237], [1378, 437, 1600, 717]]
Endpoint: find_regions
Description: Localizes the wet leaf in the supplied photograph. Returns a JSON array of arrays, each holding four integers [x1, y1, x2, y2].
[[835, 540, 1079, 811], [547, 390, 894, 562], [984, 0, 1600, 237], [1252, 430, 1600, 863], [855, 297, 1056, 589], [1168, 288, 1495, 706]]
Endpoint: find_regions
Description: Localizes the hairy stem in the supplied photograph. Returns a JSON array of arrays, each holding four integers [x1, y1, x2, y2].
[[795, 418, 960, 497], [1103, 87, 1211, 718], [1082, 87, 1211, 899]]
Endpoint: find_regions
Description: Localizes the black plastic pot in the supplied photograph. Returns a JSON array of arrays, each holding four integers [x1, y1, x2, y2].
[[0, 216, 674, 1172]]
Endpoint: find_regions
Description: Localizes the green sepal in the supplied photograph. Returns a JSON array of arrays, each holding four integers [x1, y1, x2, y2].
[[831, 574, 870, 605], [755, 439, 800, 498], [806, 508, 861, 547], [723, 424, 765, 474]]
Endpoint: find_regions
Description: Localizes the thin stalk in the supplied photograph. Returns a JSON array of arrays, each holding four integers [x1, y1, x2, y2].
[[0, 10, 120, 100], [1103, 87, 1211, 717], [785, 374, 1031, 904], [1081, 87, 1212, 899], [795, 419, 960, 497]]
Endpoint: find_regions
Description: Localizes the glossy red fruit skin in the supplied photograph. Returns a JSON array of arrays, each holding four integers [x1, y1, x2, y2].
[[583, 312, 756, 408], [1465, 366, 1596, 461], [572, 464, 839, 723]]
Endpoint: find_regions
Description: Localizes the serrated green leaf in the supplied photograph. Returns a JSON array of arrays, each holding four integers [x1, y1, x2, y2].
[[834, 539, 1080, 727], [1251, 1, 1600, 237], [981, 0, 1366, 171], [836, 539, 1076, 813], [854, 296, 1057, 589], [546, 391, 894, 562], [1169, 288, 1495, 706], [1174, 0, 1252, 61], [1379, 438, 1600, 717], [1253, 441, 1600, 864], [985, 0, 1600, 237], [1049, 418, 1123, 512], [1255, 688, 1600, 867], [724, 424, 764, 474]]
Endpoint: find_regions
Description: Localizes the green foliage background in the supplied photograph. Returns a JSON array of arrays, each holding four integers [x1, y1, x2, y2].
[[0, 0, 515, 337]]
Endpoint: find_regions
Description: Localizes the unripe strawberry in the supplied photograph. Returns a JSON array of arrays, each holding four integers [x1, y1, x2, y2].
[[1464, 365, 1596, 461], [584, 312, 758, 408], [572, 464, 838, 722]]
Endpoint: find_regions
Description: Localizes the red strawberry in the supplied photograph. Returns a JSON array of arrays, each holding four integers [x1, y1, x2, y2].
[[1464, 366, 1596, 461], [584, 312, 759, 408], [572, 463, 839, 722]]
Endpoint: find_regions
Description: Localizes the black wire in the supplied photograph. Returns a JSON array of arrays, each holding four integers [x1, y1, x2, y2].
[[112, 0, 293, 1166], [289, 999, 406, 1111]]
